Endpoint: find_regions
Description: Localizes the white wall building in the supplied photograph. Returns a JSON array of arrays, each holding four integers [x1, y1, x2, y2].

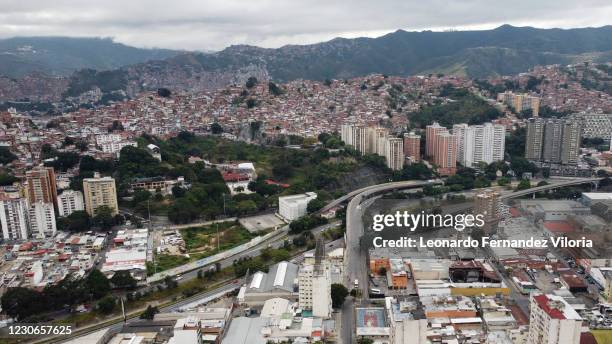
[[298, 264, 332, 319], [527, 294, 582, 344], [453, 122, 505, 167], [99, 141, 137, 155], [57, 190, 85, 217], [278, 192, 317, 221], [0, 196, 29, 240], [28, 201, 57, 239], [385, 137, 405, 171]]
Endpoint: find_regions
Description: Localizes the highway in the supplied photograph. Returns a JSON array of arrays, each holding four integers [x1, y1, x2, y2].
[[341, 179, 444, 344]]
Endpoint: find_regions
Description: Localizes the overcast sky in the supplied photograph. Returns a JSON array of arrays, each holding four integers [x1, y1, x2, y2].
[[0, 0, 610, 51]]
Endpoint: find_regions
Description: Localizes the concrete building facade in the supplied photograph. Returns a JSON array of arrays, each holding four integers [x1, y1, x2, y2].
[[278, 192, 317, 221], [83, 173, 119, 216], [0, 196, 29, 240], [57, 190, 85, 217]]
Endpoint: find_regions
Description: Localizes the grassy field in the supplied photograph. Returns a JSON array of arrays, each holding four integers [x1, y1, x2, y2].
[[181, 221, 255, 252], [147, 221, 256, 275]]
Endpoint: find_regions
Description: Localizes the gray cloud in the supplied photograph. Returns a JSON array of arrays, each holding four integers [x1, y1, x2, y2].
[[0, 0, 610, 51]]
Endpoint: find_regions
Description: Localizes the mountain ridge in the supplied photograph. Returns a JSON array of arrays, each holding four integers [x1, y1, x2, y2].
[[1, 25, 611, 103]]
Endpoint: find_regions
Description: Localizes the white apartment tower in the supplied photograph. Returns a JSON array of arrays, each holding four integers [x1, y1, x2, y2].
[[453, 123, 505, 167], [57, 190, 85, 217], [83, 173, 119, 216], [28, 201, 57, 239], [385, 137, 405, 171], [0, 196, 29, 240], [298, 241, 332, 319]]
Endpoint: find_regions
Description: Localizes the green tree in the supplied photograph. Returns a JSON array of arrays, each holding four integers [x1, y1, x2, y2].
[[497, 176, 510, 186], [92, 206, 116, 230], [110, 271, 137, 289], [268, 82, 284, 96], [0, 147, 17, 165], [85, 269, 111, 299], [57, 210, 91, 232], [140, 305, 159, 319], [245, 77, 258, 89], [211, 122, 223, 134], [0, 287, 44, 320], [331, 283, 349, 308], [307, 198, 326, 213], [515, 179, 532, 191], [97, 296, 116, 314], [0, 172, 18, 186], [246, 98, 258, 108]]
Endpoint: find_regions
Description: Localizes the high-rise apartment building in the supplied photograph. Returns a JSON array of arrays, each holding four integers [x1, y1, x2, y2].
[[340, 124, 404, 170], [0, 195, 29, 240], [433, 132, 457, 176], [83, 173, 119, 216], [497, 92, 541, 116], [473, 189, 500, 232], [526, 118, 546, 161], [385, 137, 405, 171], [367, 127, 388, 156], [525, 118, 582, 165], [542, 119, 564, 163], [561, 120, 582, 165], [57, 190, 85, 217], [527, 294, 582, 344], [25, 166, 58, 209], [298, 240, 331, 319], [453, 123, 505, 167], [28, 201, 57, 239], [403, 132, 420, 162], [425, 122, 446, 158]]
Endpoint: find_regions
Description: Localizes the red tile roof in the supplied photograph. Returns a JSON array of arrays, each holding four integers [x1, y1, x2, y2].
[[533, 294, 565, 319], [543, 221, 575, 233]]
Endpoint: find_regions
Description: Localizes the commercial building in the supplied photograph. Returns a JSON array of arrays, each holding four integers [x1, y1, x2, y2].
[[238, 261, 299, 305], [28, 201, 56, 239], [101, 228, 149, 280], [453, 123, 505, 167], [403, 132, 420, 162], [526, 294, 582, 344], [25, 166, 57, 209], [83, 172, 119, 215], [581, 192, 612, 207], [0, 195, 29, 240], [278, 192, 317, 221], [57, 190, 85, 217], [497, 91, 541, 116]]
